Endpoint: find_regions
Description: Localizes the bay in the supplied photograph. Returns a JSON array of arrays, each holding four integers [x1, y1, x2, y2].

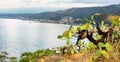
[[0, 18, 69, 57]]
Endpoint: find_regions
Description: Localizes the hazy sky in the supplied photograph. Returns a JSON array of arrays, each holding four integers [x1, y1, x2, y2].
[[0, 0, 120, 13]]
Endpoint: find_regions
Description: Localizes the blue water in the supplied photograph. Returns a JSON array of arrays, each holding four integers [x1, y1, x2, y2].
[[0, 18, 69, 57]]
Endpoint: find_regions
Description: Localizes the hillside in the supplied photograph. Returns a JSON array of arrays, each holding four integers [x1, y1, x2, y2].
[[0, 4, 120, 24], [28, 4, 120, 20]]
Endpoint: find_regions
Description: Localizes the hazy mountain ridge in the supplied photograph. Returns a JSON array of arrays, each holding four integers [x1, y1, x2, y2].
[[0, 4, 120, 24], [26, 4, 120, 20]]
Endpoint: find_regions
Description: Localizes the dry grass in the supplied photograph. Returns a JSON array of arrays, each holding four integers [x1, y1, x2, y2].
[[38, 42, 120, 62], [38, 51, 95, 62], [38, 52, 120, 62], [107, 15, 120, 20]]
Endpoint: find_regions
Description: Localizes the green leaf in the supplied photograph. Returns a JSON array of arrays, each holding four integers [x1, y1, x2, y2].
[[80, 23, 93, 31], [63, 30, 72, 38], [101, 50, 109, 59], [98, 42, 106, 48], [20, 52, 32, 57], [66, 39, 70, 45], [92, 21, 96, 24], [106, 43, 113, 51], [68, 31, 72, 38], [69, 25, 72, 30], [80, 23, 88, 30], [95, 34, 102, 40], [91, 15, 94, 20], [92, 57, 95, 62], [71, 26, 78, 33], [57, 59, 65, 62], [77, 26, 81, 30], [84, 18, 89, 22], [57, 35, 63, 39], [96, 50, 101, 57], [101, 21, 104, 26], [88, 42, 96, 49], [57, 35, 66, 40], [87, 24, 93, 31], [70, 49, 74, 55]]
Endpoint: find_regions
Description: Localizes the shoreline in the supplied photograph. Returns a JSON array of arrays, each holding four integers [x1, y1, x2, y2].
[[0, 18, 79, 26]]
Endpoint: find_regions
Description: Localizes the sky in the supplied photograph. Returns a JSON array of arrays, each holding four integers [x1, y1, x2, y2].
[[0, 0, 120, 13]]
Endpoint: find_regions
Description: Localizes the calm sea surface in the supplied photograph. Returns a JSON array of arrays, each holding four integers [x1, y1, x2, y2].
[[0, 18, 69, 57]]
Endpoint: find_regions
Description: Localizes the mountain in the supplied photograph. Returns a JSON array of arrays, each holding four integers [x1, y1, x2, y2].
[[0, 4, 120, 24]]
